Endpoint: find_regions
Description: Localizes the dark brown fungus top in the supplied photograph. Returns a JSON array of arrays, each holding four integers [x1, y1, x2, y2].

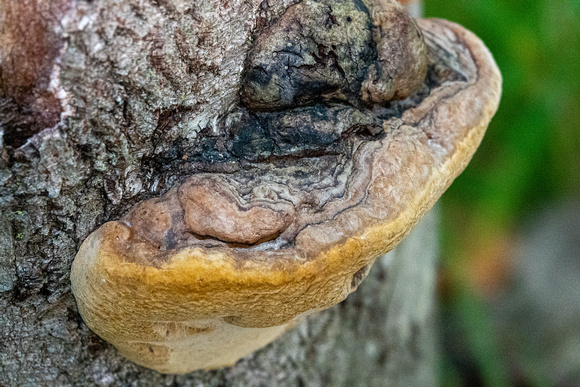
[[119, 0, 432, 260], [241, 0, 427, 109]]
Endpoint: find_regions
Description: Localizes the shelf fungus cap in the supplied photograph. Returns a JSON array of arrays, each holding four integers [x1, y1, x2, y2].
[[71, 6, 501, 375]]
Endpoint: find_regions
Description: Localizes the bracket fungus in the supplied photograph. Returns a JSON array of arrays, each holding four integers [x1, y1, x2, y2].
[[71, 0, 501, 374]]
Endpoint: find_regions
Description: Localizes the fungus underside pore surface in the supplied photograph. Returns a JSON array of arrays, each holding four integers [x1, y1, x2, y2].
[[119, 0, 469, 267]]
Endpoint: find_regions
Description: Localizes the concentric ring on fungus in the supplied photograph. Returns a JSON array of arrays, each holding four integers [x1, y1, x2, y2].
[[71, 0, 501, 374]]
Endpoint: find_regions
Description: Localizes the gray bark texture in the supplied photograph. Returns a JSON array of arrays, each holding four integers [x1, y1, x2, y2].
[[0, 0, 436, 385]]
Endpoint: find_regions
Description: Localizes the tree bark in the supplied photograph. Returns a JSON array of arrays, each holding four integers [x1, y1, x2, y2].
[[1, 0, 436, 385]]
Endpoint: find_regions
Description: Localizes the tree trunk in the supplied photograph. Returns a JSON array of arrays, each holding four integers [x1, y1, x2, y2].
[[0, 0, 436, 385]]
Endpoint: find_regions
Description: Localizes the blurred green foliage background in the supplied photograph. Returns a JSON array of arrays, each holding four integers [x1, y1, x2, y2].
[[424, 1, 580, 385]]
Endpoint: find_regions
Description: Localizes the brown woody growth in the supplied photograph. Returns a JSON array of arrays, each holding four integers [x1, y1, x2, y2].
[[71, 0, 501, 374]]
